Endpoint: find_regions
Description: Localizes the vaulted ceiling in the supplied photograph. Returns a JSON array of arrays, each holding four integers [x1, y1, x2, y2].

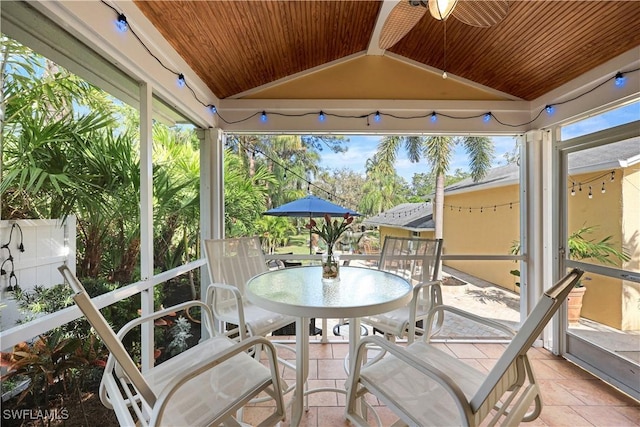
[[133, 1, 640, 102]]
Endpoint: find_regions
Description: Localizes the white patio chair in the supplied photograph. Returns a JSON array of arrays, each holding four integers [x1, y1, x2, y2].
[[361, 237, 443, 343], [204, 236, 296, 340], [346, 268, 584, 427], [59, 265, 285, 427]]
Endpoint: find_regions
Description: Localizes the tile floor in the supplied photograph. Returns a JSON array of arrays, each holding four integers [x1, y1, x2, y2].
[[244, 340, 640, 427]]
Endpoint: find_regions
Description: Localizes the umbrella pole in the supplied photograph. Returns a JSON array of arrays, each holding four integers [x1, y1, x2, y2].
[[309, 215, 313, 255]]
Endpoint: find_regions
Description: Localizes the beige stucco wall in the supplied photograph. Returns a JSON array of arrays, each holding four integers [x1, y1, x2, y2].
[[443, 184, 521, 293], [621, 165, 640, 331], [379, 226, 435, 249]]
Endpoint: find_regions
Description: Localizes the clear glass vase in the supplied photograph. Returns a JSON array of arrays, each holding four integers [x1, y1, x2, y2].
[[321, 251, 340, 282]]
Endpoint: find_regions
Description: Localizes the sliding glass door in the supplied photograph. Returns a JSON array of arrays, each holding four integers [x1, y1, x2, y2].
[[555, 103, 639, 399]]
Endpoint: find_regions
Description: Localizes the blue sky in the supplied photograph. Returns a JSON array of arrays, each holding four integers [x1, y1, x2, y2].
[[319, 135, 518, 182], [318, 102, 639, 182]]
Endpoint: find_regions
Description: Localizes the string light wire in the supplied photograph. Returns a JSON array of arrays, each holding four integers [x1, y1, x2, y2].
[[100, 1, 639, 129]]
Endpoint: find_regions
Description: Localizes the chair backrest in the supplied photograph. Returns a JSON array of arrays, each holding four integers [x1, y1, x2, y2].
[[471, 268, 584, 414], [379, 237, 443, 283], [204, 236, 268, 295], [58, 265, 157, 407]]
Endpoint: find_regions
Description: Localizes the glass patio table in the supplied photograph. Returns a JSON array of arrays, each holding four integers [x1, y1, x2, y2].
[[246, 265, 412, 426]]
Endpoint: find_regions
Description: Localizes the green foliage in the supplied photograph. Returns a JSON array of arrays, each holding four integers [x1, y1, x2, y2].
[[0, 331, 105, 407], [568, 225, 630, 265], [509, 225, 629, 287], [167, 316, 193, 357], [255, 216, 297, 253]]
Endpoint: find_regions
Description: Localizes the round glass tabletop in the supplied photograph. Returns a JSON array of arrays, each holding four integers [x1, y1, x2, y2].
[[246, 265, 412, 318]]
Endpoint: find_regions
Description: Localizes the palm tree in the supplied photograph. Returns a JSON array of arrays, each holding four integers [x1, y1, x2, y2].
[[357, 154, 408, 216], [376, 136, 494, 238]]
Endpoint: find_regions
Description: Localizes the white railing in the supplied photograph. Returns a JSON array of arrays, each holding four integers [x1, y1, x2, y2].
[[0, 259, 206, 350], [0, 253, 522, 351]]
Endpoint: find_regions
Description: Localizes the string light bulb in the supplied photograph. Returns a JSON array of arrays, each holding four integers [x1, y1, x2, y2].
[[614, 72, 627, 87], [545, 105, 555, 115], [100, 3, 640, 131], [208, 105, 217, 114], [374, 111, 381, 122], [116, 13, 129, 32], [601, 182, 606, 193], [318, 111, 326, 122], [611, 171, 615, 181], [588, 186, 593, 199], [483, 113, 492, 123], [260, 111, 268, 122], [430, 112, 438, 123], [571, 182, 576, 196], [177, 74, 185, 88]]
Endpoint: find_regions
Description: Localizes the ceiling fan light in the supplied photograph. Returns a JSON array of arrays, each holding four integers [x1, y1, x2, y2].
[[428, 0, 458, 21]]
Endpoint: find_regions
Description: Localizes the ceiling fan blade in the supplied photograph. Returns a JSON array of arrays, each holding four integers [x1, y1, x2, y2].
[[379, 1, 427, 50], [452, 0, 509, 27]]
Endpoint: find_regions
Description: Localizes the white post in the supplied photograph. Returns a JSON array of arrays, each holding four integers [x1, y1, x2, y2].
[[200, 128, 225, 336], [139, 82, 154, 372], [520, 130, 545, 322]]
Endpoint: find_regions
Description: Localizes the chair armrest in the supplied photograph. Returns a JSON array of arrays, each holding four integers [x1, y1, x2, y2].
[[150, 336, 283, 426], [205, 282, 243, 303], [424, 305, 517, 341], [116, 300, 216, 340], [405, 280, 441, 342], [412, 279, 441, 294], [350, 335, 474, 424], [205, 282, 249, 337]]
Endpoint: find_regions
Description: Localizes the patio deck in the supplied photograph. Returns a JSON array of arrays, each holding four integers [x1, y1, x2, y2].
[[246, 341, 639, 427], [240, 264, 639, 426]]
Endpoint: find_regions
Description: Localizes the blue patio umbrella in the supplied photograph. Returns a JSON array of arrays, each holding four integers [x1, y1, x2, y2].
[[263, 194, 361, 254]]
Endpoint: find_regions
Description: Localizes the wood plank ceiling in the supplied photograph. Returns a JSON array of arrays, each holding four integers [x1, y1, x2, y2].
[[134, 1, 640, 101]]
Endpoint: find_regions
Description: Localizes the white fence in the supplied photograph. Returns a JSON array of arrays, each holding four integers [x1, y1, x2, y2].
[[0, 217, 75, 334]]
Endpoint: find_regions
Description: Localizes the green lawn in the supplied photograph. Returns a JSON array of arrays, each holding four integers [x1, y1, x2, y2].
[[275, 233, 313, 255]]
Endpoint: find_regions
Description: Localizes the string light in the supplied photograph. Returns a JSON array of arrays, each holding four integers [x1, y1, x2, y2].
[[319, 111, 326, 122], [430, 112, 438, 123], [234, 144, 357, 210], [99, 1, 639, 129], [260, 111, 268, 122], [444, 167, 614, 211], [177, 73, 185, 88], [116, 13, 128, 32], [208, 105, 217, 114]]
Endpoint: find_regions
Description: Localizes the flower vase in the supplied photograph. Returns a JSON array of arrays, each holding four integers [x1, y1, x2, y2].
[[321, 251, 340, 282]]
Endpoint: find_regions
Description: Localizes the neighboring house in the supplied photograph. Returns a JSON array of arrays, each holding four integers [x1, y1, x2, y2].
[[363, 203, 435, 244], [368, 138, 639, 331]]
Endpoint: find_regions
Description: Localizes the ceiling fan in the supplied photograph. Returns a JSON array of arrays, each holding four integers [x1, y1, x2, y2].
[[379, 0, 509, 50]]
